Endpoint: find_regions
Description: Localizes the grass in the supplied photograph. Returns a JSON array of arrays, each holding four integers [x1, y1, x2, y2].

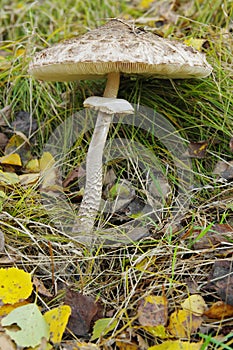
[[0, 0, 233, 349]]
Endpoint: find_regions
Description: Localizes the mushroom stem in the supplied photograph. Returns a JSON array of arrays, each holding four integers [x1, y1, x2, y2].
[[72, 72, 120, 236], [103, 72, 120, 98]]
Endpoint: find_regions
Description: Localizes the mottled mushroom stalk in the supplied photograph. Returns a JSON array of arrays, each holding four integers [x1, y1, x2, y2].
[[72, 72, 120, 234]]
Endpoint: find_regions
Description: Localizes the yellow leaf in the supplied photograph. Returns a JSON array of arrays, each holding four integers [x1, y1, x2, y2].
[[15, 48, 25, 57], [148, 340, 202, 350], [25, 158, 40, 172], [0, 153, 22, 166], [134, 256, 156, 272], [139, 0, 155, 9], [184, 38, 207, 51], [44, 305, 71, 344], [143, 325, 168, 339], [167, 309, 203, 338], [0, 301, 29, 317], [0, 267, 33, 304], [39, 152, 56, 172], [181, 295, 207, 316], [39, 152, 57, 189]]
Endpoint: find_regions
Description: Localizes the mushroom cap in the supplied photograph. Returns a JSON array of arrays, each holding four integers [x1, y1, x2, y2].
[[29, 19, 212, 81]]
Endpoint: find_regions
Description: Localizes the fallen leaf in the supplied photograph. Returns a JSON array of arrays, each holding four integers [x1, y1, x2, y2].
[[0, 267, 33, 304], [0, 332, 16, 350], [19, 173, 40, 185], [186, 141, 208, 158], [167, 309, 203, 338], [11, 110, 38, 136], [62, 164, 85, 190], [206, 260, 233, 305], [91, 318, 118, 341], [64, 288, 103, 336], [213, 160, 233, 180], [0, 171, 19, 185], [1, 303, 49, 348], [116, 329, 146, 350], [4, 133, 32, 164], [138, 295, 168, 326], [115, 339, 138, 349], [25, 158, 40, 173], [39, 152, 58, 189], [181, 295, 207, 316], [39, 152, 56, 172], [0, 153, 22, 166], [33, 277, 53, 298], [143, 324, 168, 339], [44, 305, 71, 344], [62, 341, 100, 349], [0, 300, 29, 317], [190, 223, 232, 250], [139, 0, 155, 9], [184, 38, 209, 51], [204, 301, 233, 319], [148, 340, 202, 350]]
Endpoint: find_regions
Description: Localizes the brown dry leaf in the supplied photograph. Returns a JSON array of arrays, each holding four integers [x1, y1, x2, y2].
[[11, 111, 38, 137], [115, 340, 138, 349], [62, 341, 100, 349], [33, 277, 53, 298], [192, 223, 232, 250], [167, 309, 203, 338], [204, 301, 233, 319], [116, 328, 147, 350], [186, 140, 208, 158], [138, 295, 168, 327], [213, 160, 233, 179], [207, 260, 233, 305], [181, 295, 207, 316], [62, 165, 85, 188], [0, 332, 16, 350], [64, 288, 103, 336]]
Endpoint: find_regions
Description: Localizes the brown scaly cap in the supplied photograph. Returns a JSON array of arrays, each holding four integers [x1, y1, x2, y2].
[[29, 19, 212, 81]]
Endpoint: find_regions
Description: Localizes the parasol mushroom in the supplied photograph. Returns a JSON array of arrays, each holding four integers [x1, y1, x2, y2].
[[29, 19, 212, 237]]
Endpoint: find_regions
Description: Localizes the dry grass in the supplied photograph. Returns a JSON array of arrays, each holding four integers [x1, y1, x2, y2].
[[0, 0, 233, 348]]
